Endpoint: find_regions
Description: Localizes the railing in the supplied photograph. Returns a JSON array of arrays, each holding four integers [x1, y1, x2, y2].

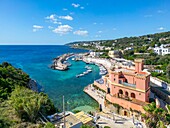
[[122, 82, 136, 88]]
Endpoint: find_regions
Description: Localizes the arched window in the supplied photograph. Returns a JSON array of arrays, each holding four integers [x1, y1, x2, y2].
[[125, 91, 128, 97], [119, 89, 123, 95], [131, 93, 136, 98]]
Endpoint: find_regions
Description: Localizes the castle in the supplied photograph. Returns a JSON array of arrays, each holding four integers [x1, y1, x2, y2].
[[94, 59, 150, 115]]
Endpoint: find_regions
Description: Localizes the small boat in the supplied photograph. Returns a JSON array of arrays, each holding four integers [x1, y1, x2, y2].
[[63, 61, 71, 66], [99, 70, 107, 75], [72, 58, 75, 60], [85, 66, 92, 70], [79, 74, 84, 76], [87, 69, 92, 72], [83, 71, 89, 75], [85, 66, 89, 69]]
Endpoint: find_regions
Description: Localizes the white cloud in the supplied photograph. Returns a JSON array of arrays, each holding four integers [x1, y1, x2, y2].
[[32, 25, 43, 32], [63, 8, 68, 11], [158, 27, 165, 31], [46, 14, 56, 21], [157, 10, 164, 13], [45, 14, 60, 24], [58, 15, 73, 21], [53, 21, 62, 24], [113, 28, 117, 31], [80, 7, 84, 9], [95, 35, 101, 38], [93, 22, 97, 25], [73, 30, 88, 36], [72, 3, 80, 8], [70, 12, 74, 15], [48, 26, 54, 29], [53, 25, 73, 35], [33, 25, 43, 29], [98, 31, 102, 33], [144, 15, 153, 18]]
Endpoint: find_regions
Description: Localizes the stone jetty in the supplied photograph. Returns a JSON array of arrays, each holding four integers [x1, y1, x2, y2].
[[51, 53, 74, 71]]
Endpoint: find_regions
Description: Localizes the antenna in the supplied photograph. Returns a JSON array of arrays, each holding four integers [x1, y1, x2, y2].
[[63, 96, 66, 128]]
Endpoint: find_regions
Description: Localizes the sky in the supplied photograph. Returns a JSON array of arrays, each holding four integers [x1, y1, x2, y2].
[[0, 0, 170, 45]]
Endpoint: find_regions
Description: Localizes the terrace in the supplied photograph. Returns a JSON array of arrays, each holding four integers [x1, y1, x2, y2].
[[122, 82, 136, 88]]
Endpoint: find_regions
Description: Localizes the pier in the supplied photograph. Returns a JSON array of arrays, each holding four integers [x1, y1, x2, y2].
[[51, 53, 74, 71]]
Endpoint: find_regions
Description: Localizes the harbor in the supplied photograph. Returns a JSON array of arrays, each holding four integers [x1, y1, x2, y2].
[[76, 66, 92, 78]]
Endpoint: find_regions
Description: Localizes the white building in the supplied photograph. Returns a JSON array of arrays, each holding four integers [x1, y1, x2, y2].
[[89, 52, 103, 58], [154, 44, 170, 55], [124, 47, 134, 51]]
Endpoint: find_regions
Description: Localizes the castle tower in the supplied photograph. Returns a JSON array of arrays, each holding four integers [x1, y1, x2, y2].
[[135, 59, 144, 73]]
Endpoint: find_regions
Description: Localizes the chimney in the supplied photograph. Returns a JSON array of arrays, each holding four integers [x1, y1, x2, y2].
[[135, 59, 144, 73]]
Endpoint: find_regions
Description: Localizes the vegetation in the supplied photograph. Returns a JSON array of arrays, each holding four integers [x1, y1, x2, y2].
[[68, 31, 170, 83], [166, 64, 170, 79], [142, 102, 170, 128], [0, 62, 56, 127], [104, 126, 111, 128], [0, 62, 30, 100], [44, 122, 55, 128], [81, 125, 95, 128]]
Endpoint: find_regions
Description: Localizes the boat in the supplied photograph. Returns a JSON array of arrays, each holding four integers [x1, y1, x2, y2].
[[79, 74, 84, 76], [99, 70, 107, 75], [72, 58, 75, 60], [63, 61, 71, 66], [87, 69, 92, 72], [85, 66, 88, 69], [85, 66, 92, 70]]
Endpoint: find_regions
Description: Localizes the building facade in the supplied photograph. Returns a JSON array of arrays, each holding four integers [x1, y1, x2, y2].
[[94, 59, 150, 114], [108, 50, 122, 58], [154, 44, 170, 55]]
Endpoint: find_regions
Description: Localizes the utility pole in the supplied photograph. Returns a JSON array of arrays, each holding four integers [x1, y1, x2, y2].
[[63, 96, 66, 128]]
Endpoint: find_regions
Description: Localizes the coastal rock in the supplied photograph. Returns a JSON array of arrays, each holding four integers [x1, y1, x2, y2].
[[28, 79, 42, 92]]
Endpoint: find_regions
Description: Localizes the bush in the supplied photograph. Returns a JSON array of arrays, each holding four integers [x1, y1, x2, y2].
[[104, 126, 111, 128], [44, 122, 55, 128]]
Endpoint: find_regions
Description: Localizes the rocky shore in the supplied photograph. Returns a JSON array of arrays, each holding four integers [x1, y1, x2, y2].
[[51, 53, 74, 71], [28, 79, 43, 92]]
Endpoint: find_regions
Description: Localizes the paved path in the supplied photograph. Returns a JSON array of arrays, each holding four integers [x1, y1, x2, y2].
[[84, 84, 106, 111], [95, 112, 146, 128], [84, 84, 147, 128]]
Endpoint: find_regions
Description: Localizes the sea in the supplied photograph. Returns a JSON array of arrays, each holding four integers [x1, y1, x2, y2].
[[0, 45, 101, 112]]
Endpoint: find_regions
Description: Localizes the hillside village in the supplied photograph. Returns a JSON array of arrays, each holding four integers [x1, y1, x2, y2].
[[67, 31, 170, 84]]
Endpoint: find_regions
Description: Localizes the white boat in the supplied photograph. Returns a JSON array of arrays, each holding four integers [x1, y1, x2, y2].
[[72, 58, 75, 60], [79, 74, 84, 76], [85, 66, 92, 70], [99, 70, 107, 75], [87, 69, 92, 72]]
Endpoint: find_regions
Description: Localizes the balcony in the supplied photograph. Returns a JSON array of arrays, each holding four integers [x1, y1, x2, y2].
[[119, 80, 136, 88]]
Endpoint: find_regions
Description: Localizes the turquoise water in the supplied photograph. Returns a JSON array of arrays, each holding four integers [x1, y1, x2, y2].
[[0, 45, 100, 111]]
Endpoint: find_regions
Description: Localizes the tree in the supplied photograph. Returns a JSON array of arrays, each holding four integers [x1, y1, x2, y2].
[[142, 102, 170, 128], [81, 125, 95, 128], [166, 64, 170, 79], [44, 122, 55, 128], [10, 86, 56, 123]]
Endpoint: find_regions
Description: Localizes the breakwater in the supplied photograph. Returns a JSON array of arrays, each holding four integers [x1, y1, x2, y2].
[[51, 53, 74, 70]]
